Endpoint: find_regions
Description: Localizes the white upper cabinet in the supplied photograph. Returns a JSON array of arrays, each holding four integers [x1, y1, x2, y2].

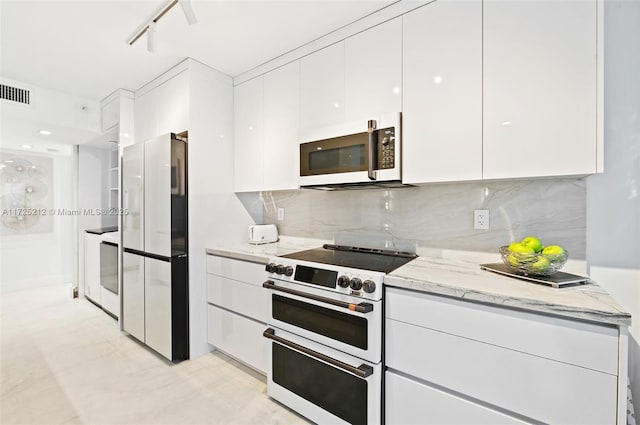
[[299, 42, 346, 141], [345, 18, 402, 123], [402, 0, 482, 184], [263, 61, 300, 191], [483, 0, 598, 179], [135, 70, 189, 143], [157, 71, 189, 136], [134, 88, 158, 144], [233, 76, 264, 192]]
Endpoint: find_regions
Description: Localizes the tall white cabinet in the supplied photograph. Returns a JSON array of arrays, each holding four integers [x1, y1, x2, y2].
[[482, 0, 599, 179], [402, 0, 482, 183]]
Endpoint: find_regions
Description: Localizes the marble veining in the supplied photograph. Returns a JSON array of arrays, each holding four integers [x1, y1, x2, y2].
[[387, 255, 631, 326], [263, 178, 587, 258]]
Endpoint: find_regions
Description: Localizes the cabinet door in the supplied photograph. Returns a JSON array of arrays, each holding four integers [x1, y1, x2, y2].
[[157, 71, 189, 135], [402, 0, 482, 183], [483, 0, 597, 179], [345, 17, 402, 123], [207, 304, 268, 374], [263, 61, 300, 191], [233, 77, 264, 192], [122, 252, 144, 342], [386, 371, 525, 425], [101, 97, 120, 132], [299, 42, 346, 141], [134, 88, 158, 143], [145, 257, 172, 360]]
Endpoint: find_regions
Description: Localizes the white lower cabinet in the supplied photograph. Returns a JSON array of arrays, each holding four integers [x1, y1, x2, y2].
[[386, 371, 525, 425], [207, 305, 268, 374], [385, 287, 623, 425], [206, 254, 268, 374]]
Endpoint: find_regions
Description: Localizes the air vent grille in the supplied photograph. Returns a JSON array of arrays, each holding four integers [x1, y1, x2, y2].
[[1, 84, 30, 105]]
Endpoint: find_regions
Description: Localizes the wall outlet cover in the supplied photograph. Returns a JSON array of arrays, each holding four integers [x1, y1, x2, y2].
[[474, 209, 490, 230]]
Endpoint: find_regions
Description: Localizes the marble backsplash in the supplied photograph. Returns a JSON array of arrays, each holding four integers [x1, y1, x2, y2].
[[262, 178, 587, 259]]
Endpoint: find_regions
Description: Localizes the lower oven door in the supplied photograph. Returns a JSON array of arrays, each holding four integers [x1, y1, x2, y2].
[[264, 279, 381, 363], [264, 327, 381, 425]]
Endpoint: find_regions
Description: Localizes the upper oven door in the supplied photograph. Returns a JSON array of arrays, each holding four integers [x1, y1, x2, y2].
[[263, 279, 382, 363], [299, 112, 401, 186]]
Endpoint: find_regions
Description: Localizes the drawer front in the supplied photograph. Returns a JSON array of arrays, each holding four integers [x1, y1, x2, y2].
[[207, 274, 268, 323], [386, 318, 617, 425], [385, 287, 618, 374], [207, 304, 268, 374], [206, 255, 265, 286], [386, 371, 525, 425]]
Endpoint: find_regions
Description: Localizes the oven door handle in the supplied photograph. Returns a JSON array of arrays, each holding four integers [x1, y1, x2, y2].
[[263, 281, 374, 313], [263, 328, 373, 378]]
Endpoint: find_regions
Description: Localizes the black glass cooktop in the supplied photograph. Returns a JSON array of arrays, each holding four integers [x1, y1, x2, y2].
[[281, 244, 417, 274]]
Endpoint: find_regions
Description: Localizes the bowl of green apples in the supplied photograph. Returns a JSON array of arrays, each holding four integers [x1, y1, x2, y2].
[[499, 236, 568, 276]]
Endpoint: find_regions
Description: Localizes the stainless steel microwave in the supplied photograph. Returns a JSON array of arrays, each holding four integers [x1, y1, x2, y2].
[[299, 113, 404, 189]]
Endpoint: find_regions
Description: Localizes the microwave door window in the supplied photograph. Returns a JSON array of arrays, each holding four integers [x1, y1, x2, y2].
[[308, 145, 366, 174]]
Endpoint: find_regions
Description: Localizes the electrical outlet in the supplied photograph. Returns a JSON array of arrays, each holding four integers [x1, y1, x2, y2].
[[474, 209, 490, 230], [277, 208, 285, 221]]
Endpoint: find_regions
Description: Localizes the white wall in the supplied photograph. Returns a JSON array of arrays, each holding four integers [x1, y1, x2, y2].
[[187, 60, 255, 359], [586, 0, 640, 401], [0, 150, 74, 293]]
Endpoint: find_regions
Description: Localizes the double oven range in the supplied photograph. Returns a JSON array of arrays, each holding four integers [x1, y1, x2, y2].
[[262, 244, 416, 425]]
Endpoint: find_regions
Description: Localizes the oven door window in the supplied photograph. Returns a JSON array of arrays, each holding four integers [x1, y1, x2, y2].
[[273, 342, 368, 425], [272, 294, 367, 350]]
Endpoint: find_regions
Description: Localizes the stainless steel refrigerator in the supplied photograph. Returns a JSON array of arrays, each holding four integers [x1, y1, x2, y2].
[[122, 133, 188, 362]]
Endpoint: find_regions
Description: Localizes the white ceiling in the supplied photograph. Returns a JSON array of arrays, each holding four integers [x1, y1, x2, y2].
[[0, 0, 394, 101]]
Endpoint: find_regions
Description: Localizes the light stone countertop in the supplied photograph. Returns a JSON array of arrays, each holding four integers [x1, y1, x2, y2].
[[386, 255, 631, 327], [205, 236, 330, 264]]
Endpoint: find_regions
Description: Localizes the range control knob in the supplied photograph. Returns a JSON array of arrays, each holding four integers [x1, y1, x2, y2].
[[284, 266, 294, 277], [275, 264, 286, 275], [363, 280, 376, 293], [265, 263, 277, 273], [350, 277, 363, 291], [337, 275, 350, 288]]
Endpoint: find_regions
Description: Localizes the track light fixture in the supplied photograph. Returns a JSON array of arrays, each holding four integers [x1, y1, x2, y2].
[[127, 0, 197, 52]]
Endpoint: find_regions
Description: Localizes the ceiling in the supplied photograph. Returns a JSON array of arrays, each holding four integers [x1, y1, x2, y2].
[[0, 0, 395, 101]]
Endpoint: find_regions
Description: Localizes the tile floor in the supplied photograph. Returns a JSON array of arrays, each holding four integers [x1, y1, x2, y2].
[[0, 284, 307, 425]]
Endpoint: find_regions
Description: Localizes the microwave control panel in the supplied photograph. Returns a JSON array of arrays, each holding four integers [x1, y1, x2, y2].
[[377, 127, 396, 169]]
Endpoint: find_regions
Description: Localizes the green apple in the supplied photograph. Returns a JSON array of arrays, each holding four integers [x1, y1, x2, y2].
[[542, 245, 565, 261], [530, 256, 550, 272], [507, 253, 521, 267], [508, 242, 534, 254], [521, 236, 543, 253]]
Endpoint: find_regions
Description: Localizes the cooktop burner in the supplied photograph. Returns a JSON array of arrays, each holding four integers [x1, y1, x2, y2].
[[280, 244, 417, 274]]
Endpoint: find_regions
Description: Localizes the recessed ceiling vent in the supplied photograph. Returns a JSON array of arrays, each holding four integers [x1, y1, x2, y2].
[[1, 84, 30, 105]]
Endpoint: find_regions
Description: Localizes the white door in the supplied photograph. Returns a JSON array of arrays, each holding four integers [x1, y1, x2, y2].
[[402, 0, 482, 183], [345, 17, 402, 123], [233, 77, 264, 192], [144, 134, 171, 257], [263, 61, 300, 191], [144, 257, 172, 359], [299, 42, 346, 141], [122, 142, 144, 251], [483, 0, 597, 179], [122, 252, 144, 342]]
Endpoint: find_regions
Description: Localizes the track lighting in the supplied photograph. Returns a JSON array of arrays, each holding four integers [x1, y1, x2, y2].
[[147, 21, 156, 53], [127, 0, 198, 52]]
